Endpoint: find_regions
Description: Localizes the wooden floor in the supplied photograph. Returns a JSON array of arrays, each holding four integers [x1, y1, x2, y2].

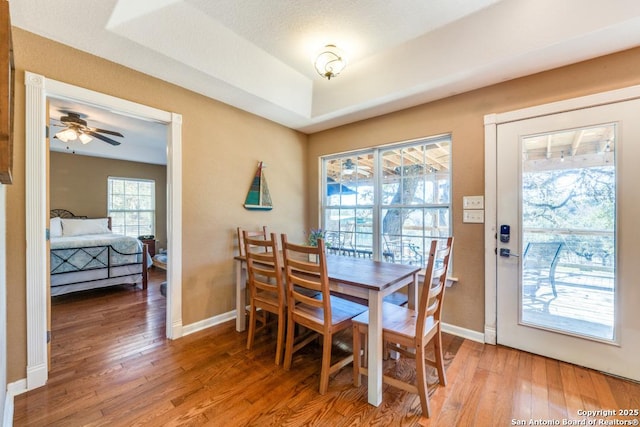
[[13, 269, 640, 426]]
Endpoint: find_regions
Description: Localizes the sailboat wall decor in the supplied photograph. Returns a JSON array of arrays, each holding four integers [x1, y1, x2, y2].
[[244, 161, 273, 211]]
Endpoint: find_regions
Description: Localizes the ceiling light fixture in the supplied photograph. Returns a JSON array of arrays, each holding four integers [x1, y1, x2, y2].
[[314, 44, 346, 80], [78, 133, 93, 144], [54, 128, 93, 144], [55, 129, 78, 142]]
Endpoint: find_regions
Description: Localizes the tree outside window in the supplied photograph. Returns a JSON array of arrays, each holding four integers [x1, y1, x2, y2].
[[321, 135, 451, 267]]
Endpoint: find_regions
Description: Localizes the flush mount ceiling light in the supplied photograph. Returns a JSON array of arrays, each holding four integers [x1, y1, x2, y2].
[[314, 44, 346, 80]]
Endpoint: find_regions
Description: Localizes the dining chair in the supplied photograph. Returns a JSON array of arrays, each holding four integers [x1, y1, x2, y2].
[[237, 226, 268, 257], [237, 226, 268, 323], [352, 237, 453, 417], [280, 234, 368, 395], [243, 231, 286, 365]]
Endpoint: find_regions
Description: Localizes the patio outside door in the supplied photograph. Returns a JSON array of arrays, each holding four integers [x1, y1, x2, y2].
[[496, 99, 640, 381]]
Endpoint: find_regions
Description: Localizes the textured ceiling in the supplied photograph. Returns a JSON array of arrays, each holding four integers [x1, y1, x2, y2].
[[10, 0, 640, 164]]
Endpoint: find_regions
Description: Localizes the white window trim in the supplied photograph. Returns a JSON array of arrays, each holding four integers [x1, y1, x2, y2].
[[320, 135, 452, 265], [107, 176, 156, 237]]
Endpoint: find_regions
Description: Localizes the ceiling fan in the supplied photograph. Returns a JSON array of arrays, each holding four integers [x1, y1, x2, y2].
[[52, 112, 124, 146], [343, 158, 371, 176]]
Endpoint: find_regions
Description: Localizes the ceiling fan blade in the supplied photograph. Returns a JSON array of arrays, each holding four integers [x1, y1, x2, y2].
[[86, 131, 121, 146], [91, 127, 124, 137]]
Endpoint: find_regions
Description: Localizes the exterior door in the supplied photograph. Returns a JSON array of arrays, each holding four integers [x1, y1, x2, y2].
[[496, 99, 640, 381]]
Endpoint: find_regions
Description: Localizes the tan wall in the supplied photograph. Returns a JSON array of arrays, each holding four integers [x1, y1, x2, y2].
[[7, 28, 308, 382], [8, 25, 640, 384], [50, 152, 168, 247], [308, 46, 640, 333]]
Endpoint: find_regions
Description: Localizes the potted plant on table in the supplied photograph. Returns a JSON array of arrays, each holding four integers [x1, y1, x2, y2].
[[307, 228, 326, 247], [307, 228, 326, 262]]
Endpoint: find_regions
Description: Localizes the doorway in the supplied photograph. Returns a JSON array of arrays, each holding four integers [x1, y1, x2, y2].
[[24, 71, 183, 390], [485, 90, 640, 382]]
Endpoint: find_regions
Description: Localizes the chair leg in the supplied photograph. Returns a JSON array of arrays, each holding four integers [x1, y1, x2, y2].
[[550, 277, 558, 297], [362, 331, 368, 368], [352, 324, 362, 387], [283, 313, 296, 370], [433, 331, 447, 386], [246, 305, 256, 351], [319, 333, 332, 395], [274, 309, 285, 366], [415, 344, 431, 417]]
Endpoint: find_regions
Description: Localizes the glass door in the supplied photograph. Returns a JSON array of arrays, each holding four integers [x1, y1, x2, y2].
[[496, 100, 640, 381], [519, 124, 615, 341]]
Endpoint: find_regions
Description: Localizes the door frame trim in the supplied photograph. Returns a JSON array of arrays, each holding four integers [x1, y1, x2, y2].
[[483, 84, 640, 344], [24, 71, 183, 389]]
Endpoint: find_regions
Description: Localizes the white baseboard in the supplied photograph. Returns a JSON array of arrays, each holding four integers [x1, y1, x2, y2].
[[3, 391, 12, 427], [182, 310, 237, 336], [4, 379, 27, 427], [0, 393, 13, 427], [441, 322, 485, 343], [484, 324, 497, 345], [184, 311, 488, 346], [7, 379, 26, 397]]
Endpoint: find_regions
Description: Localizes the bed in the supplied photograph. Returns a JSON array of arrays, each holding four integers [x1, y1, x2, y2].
[[49, 209, 149, 296]]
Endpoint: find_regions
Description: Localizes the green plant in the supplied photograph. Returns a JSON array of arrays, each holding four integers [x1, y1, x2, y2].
[[307, 228, 325, 247]]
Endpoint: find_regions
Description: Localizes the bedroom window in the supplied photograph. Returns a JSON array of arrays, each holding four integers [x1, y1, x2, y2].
[[321, 135, 451, 268], [107, 177, 155, 238]]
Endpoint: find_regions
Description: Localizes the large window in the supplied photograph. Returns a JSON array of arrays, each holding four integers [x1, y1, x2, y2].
[[321, 135, 451, 267], [107, 177, 155, 238]]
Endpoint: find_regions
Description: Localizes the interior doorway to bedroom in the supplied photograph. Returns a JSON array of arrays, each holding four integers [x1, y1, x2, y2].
[[25, 71, 183, 390], [47, 95, 170, 371]]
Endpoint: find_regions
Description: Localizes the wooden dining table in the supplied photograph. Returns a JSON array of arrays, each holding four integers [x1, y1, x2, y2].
[[234, 253, 420, 407]]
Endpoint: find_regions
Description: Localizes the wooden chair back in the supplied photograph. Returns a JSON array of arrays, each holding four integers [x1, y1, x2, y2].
[[242, 230, 286, 364], [237, 226, 268, 257], [415, 237, 454, 340], [280, 235, 331, 333], [243, 231, 284, 309], [281, 234, 367, 394]]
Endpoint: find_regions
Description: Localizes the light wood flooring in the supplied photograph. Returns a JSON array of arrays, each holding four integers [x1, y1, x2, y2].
[[13, 269, 640, 426]]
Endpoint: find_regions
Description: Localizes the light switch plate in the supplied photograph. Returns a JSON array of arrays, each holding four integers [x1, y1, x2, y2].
[[463, 195, 484, 209], [463, 209, 484, 223]]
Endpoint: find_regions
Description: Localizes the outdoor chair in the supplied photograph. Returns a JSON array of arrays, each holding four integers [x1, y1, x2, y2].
[[522, 241, 563, 297]]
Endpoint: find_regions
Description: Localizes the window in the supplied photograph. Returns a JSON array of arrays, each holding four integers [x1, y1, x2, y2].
[[107, 177, 155, 238], [321, 135, 451, 267]]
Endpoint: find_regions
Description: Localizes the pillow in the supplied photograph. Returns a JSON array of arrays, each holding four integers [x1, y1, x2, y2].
[[62, 218, 111, 236], [50, 217, 63, 238]]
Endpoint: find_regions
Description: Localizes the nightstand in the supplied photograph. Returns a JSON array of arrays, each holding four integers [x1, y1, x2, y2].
[[139, 238, 156, 257]]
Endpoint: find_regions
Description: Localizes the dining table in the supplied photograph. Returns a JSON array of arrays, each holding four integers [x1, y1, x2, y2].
[[234, 252, 421, 407]]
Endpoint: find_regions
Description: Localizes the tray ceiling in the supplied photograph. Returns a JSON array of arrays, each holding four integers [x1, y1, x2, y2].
[[10, 0, 640, 163]]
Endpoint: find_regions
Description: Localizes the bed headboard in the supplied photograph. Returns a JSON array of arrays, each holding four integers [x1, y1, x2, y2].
[[50, 208, 86, 219], [50, 209, 112, 230]]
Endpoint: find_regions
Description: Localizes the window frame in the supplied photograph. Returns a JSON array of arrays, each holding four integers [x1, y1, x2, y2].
[[107, 176, 156, 238], [320, 134, 452, 267]]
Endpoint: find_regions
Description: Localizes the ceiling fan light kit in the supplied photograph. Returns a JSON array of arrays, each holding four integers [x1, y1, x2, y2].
[[54, 128, 93, 144], [314, 44, 346, 80], [53, 112, 124, 146], [78, 133, 92, 144], [54, 128, 78, 142]]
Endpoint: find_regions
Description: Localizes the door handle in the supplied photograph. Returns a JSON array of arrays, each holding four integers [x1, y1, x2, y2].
[[499, 248, 519, 257]]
